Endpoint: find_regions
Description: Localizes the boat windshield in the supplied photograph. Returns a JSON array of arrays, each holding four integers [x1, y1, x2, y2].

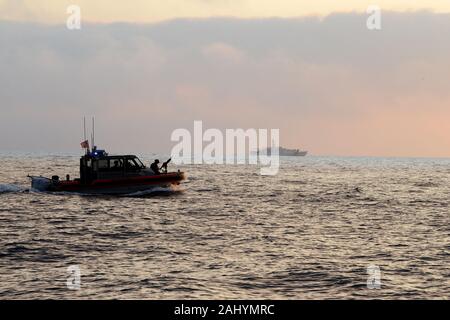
[[134, 157, 145, 168]]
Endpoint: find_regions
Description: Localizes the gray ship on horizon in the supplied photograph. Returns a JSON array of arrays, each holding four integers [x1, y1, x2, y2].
[[257, 147, 308, 157]]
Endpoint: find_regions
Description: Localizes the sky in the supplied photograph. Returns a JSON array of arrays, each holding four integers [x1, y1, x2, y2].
[[2, 0, 450, 23], [0, 1, 449, 157]]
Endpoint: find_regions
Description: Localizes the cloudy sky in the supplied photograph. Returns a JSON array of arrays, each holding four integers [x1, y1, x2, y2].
[[0, 1, 449, 157]]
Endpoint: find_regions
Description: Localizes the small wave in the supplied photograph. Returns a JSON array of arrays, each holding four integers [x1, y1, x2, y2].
[[0, 243, 67, 262], [0, 184, 26, 194], [414, 181, 440, 188], [281, 179, 307, 185], [123, 186, 183, 197]]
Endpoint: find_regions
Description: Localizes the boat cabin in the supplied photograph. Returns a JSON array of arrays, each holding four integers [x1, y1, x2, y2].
[[80, 152, 146, 183]]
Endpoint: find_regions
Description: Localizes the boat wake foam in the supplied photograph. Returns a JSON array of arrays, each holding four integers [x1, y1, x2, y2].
[[27, 185, 184, 197], [123, 185, 184, 197], [0, 184, 26, 194]]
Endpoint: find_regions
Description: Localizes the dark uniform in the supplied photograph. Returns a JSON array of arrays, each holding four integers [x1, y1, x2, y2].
[[150, 160, 160, 174]]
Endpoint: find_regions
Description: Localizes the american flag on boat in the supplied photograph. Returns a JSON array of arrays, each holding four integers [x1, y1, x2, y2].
[[80, 140, 90, 149]]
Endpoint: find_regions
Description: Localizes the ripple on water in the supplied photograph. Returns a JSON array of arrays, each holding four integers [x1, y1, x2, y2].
[[0, 156, 449, 299]]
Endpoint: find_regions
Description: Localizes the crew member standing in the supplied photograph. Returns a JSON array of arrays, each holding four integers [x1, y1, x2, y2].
[[150, 159, 161, 174]]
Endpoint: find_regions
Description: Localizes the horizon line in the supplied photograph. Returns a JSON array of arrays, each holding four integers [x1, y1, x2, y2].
[[1, 149, 449, 160], [1, 8, 448, 26]]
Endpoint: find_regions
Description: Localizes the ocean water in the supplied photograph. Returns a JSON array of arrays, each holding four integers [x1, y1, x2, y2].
[[0, 154, 449, 299]]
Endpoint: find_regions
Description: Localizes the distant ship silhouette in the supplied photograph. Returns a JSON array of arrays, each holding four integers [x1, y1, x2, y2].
[[257, 147, 308, 157]]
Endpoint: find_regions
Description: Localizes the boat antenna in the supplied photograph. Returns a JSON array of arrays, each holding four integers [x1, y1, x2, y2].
[[83, 116, 88, 154], [92, 117, 95, 149], [83, 117, 87, 141]]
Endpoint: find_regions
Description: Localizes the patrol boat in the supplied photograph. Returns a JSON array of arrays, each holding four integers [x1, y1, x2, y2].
[[29, 146, 185, 195]]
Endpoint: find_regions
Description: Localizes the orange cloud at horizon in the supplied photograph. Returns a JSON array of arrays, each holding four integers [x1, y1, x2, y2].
[[1, 0, 450, 24], [290, 108, 450, 158]]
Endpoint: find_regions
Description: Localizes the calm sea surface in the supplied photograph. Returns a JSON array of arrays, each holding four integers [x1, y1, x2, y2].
[[0, 154, 449, 299]]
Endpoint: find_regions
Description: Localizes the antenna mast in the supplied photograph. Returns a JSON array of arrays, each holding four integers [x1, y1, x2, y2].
[[92, 117, 95, 149], [83, 117, 86, 140], [83, 117, 87, 154]]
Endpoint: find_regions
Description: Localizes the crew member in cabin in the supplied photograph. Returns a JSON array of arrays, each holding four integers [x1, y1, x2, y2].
[[150, 159, 161, 174], [112, 160, 121, 170]]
